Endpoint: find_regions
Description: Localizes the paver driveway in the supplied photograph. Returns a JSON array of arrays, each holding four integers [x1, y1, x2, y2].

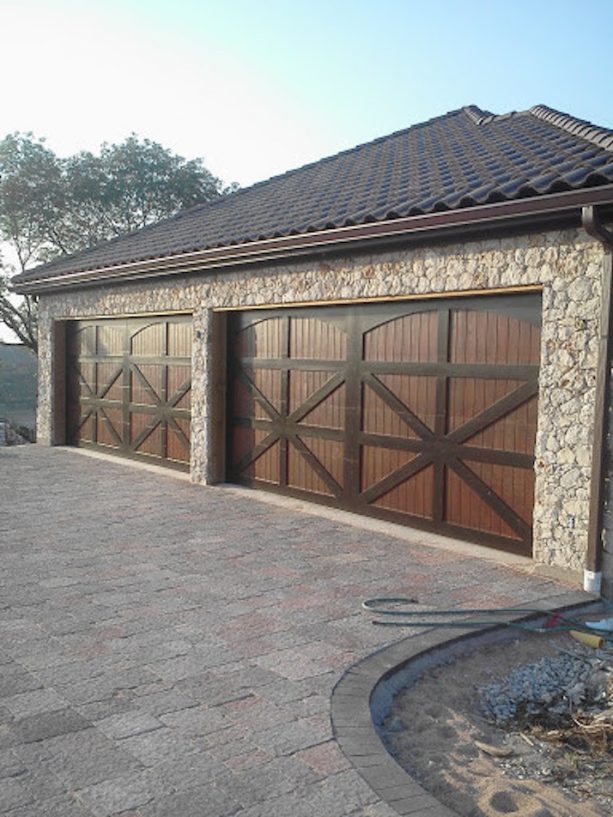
[[0, 447, 577, 817]]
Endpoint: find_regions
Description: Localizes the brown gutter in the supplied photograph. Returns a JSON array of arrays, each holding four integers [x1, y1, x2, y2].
[[582, 205, 613, 594], [12, 185, 613, 294]]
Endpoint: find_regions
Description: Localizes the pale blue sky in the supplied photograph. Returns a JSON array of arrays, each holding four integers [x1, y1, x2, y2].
[[2, 0, 613, 186]]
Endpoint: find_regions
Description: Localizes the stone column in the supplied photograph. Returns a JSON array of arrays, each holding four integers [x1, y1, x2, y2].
[[601, 368, 613, 599], [190, 306, 213, 484], [35, 311, 54, 445]]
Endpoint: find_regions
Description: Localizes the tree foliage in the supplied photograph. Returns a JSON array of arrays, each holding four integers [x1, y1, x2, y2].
[[0, 269, 38, 351], [0, 133, 234, 352]]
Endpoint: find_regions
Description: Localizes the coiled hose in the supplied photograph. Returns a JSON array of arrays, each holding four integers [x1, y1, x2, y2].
[[362, 597, 613, 642]]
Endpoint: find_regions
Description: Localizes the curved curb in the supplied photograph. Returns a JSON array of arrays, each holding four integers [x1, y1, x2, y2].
[[331, 590, 602, 817]]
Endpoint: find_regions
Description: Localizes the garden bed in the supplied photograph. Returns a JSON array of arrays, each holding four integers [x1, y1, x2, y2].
[[382, 630, 612, 817]]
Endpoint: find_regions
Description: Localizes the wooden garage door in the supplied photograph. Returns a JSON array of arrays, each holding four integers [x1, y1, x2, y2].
[[227, 293, 541, 554], [66, 315, 191, 469]]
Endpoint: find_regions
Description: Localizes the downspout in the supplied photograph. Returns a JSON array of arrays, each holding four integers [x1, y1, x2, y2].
[[581, 205, 613, 595]]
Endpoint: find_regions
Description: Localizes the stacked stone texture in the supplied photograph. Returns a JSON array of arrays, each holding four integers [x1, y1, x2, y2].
[[35, 228, 605, 572]]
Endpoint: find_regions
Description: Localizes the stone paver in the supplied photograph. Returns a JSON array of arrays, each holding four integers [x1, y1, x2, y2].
[[0, 447, 580, 816]]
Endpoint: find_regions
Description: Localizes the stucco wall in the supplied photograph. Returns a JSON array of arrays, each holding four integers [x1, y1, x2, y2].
[[35, 227, 605, 571]]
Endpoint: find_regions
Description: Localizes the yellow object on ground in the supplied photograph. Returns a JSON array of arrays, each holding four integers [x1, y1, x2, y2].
[[569, 630, 604, 649]]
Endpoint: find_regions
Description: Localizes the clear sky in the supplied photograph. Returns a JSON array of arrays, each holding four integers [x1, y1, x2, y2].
[[2, 0, 613, 187]]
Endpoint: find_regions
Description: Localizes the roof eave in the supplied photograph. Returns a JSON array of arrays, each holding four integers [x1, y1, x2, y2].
[[12, 185, 613, 295]]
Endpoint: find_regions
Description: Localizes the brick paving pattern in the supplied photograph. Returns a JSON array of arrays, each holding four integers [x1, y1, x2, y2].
[[0, 447, 575, 816]]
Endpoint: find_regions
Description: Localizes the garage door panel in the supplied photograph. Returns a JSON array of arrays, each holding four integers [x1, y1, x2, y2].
[[236, 317, 285, 359], [445, 465, 525, 541], [249, 369, 282, 413], [79, 412, 95, 443], [67, 315, 191, 470], [77, 325, 96, 356], [131, 417, 163, 458], [243, 439, 281, 483], [97, 363, 123, 401], [360, 446, 419, 492], [131, 364, 164, 405], [232, 426, 274, 467], [130, 322, 166, 356], [449, 310, 540, 365], [447, 378, 524, 432], [130, 411, 157, 445], [465, 397, 538, 453], [287, 438, 338, 497], [77, 362, 96, 397], [232, 376, 257, 419], [167, 434, 187, 464], [372, 464, 435, 518], [446, 381, 538, 447], [234, 370, 281, 420], [290, 317, 347, 360], [168, 322, 191, 357], [167, 368, 191, 409], [298, 436, 344, 488], [97, 324, 124, 356], [97, 407, 123, 448], [168, 418, 190, 463], [364, 311, 438, 362], [228, 294, 540, 554], [362, 382, 421, 440], [288, 370, 337, 414], [298, 383, 345, 429], [373, 374, 438, 433], [466, 461, 535, 526], [358, 449, 434, 506]]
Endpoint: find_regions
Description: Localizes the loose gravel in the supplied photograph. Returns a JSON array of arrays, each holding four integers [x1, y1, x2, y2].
[[383, 630, 612, 817], [479, 647, 612, 726]]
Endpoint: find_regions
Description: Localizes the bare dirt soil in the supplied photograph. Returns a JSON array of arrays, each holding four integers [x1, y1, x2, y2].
[[382, 632, 612, 817]]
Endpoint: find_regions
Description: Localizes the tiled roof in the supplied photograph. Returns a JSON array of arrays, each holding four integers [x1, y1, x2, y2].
[[13, 104, 613, 284]]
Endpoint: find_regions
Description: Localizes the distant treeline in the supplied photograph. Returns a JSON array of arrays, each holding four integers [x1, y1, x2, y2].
[[0, 343, 37, 430]]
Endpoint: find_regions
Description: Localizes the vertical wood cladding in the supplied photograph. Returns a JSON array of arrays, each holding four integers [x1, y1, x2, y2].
[[228, 293, 541, 554], [66, 315, 192, 469]]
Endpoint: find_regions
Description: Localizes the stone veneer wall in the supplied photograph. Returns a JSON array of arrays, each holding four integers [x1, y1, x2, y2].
[[35, 227, 605, 572], [602, 352, 613, 597]]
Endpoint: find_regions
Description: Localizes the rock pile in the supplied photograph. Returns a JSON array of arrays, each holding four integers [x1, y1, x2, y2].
[[0, 420, 31, 446], [479, 646, 612, 727]]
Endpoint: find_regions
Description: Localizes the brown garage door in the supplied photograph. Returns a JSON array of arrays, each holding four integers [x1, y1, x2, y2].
[[227, 293, 540, 554], [66, 315, 192, 469]]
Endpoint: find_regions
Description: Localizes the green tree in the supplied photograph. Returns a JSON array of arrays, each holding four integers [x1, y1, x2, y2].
[[0, 133, 235, 353], [0, 267, 37, 351]]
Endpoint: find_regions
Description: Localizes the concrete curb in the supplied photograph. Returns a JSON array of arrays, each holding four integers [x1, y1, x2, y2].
[[331, 590, 603, 817]]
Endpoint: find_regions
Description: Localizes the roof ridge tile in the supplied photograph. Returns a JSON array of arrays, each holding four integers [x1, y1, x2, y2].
[[529, 105, 613, 152], [461, 105, 498, 125]]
